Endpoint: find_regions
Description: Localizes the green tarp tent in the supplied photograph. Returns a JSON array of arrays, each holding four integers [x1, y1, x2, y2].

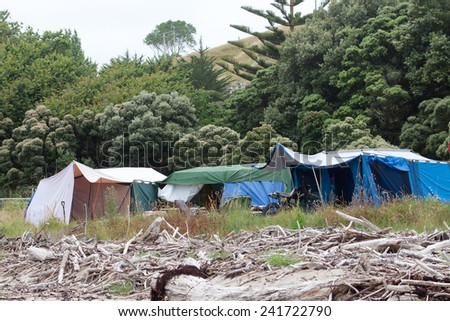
[[158, 164, 293, 207], [160, 164, 292, 188]]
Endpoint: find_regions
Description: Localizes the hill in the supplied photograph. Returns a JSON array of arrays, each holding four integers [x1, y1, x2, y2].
[[186, 34, 270, 85]]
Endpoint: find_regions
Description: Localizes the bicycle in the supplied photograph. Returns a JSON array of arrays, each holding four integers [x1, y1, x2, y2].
[[261, 185, 321, 216]]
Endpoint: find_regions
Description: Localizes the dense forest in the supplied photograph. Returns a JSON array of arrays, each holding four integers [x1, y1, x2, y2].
[[0, 0, 449, 196]]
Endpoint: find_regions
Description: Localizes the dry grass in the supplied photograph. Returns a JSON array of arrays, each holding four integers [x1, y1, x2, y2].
[[1, 197, 449, 240], [0, 200, 34, 237], [197, 25, 298, 84], [164, 210, 224, 237], [186, 33, 276, 84], [339, 197, 450, 232]]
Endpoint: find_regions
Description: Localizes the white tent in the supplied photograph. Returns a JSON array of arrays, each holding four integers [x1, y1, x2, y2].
[[25, 161, 166, 226]]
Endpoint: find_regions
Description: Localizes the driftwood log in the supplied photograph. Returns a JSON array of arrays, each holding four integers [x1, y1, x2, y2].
[[0, 211, 449, 301], [161, 274, 337, 301]]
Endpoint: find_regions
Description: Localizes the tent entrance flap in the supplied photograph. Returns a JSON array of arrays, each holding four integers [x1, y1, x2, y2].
[[73, 179, 132, 220], [368, 159, 412, 199], [328, 167, 355, 204], [292, 166, 355, 204], [72, 175, 91, 221], [131, 181, 158, 212]]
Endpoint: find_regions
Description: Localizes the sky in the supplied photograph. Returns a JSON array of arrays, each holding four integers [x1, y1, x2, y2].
[[2, 0, 323, 67]]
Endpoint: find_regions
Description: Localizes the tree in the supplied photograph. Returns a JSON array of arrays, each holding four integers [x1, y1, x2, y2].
[[74, 109, 102, 166], [0, 105, 77, 191], [0, 112, 13, 142], [169, 125, 240, 171], [297, 110, 331, 153], [144, 20, 197, 58], [42, 52, 195, 117], [170, 124, 295, 167], [98, 91, 196, 170], [225, 66, 280, 135], [436, 122, 450, 160], [268, 6, 336, 142], [400, 96, 450, 159], [188, 89, 234, 128], [179, 39, 231, 93], [220, 0, 306, 81], [392, 0, 450, 100], [266, 0, 450, 149], [324, 116, 395, 151], [222, 123, 297, 164], [0, 12, 97, 124]]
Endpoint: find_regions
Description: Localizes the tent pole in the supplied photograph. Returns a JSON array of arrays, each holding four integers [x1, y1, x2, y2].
[[312, 168, 324, 204]]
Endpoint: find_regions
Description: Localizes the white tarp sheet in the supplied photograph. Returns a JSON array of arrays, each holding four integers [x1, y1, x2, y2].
[[158, 184, 203, 202], [96, 167, 166, 183]]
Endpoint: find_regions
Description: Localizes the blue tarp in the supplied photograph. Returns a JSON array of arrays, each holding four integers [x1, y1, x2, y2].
[[264, 144, 450, 205], [414, 162, 450, 202], [367, 155, 410, 172], [221, 181, 285, 207]]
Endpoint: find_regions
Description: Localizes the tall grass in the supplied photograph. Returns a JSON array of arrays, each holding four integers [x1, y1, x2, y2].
[[337, 196, 450, 232], [0, 199, 34, 237], [1, 197, 449, 240]]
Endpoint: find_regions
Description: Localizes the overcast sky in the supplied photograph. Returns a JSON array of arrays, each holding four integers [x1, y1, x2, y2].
[[2, 0, 322, 66]]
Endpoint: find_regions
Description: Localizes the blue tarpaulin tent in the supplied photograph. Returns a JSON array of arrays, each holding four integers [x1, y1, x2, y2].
[[222, 181, 286, 207], [263, 144, 450, 205]]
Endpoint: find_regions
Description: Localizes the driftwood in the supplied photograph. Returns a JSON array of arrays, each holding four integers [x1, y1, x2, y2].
[[123, 229, 143, 255], [340, 238, 402, 251], [0, 213, 449, 301], [162, 275, 336, 301], [57, 250, 69, 284], [420, 240, 450, 255], [336, 210, 382, 232], [139, 217, 164, 242], [174, 200, 191, 216], [27, 246, 56, 261]]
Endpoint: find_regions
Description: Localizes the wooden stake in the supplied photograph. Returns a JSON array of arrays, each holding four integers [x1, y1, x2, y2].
[[58, 250, 70, 284]]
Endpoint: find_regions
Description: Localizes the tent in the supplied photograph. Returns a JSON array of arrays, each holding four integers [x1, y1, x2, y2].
[[263, 144, 450, 205], [25, 161, 166, 226], [158, 164, 292, 207]]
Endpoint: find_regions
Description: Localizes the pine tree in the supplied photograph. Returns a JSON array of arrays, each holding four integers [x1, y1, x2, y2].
[[219, 0, 307, 81], [180, 39, 232, 93]]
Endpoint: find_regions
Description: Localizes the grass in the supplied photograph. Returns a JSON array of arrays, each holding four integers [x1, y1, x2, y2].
[[209, 250, 230, 260], [266, 253, 300, 267], [85, 214, 153, 240], [0, 200, 36, 237], [108, 281, 134, 296], [333, 197, 450, 232], [202, 26, 296, 84], [1, 197, 449, 240]]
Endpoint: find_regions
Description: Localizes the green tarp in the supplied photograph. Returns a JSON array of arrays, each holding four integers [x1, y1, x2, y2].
[[131, 181, 158, 212], [160, 164, 292, 190]]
